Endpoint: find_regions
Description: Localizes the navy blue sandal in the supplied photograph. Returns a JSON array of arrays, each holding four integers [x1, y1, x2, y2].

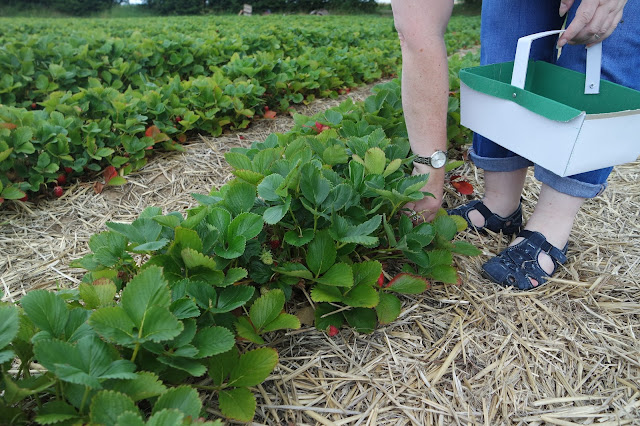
[[447, 199, 523, 235], [482, 230, 568, 291]]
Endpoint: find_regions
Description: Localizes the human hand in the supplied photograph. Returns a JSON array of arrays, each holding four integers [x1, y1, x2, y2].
[[402, 165, 444, 224], [557, 0, 627, 47]]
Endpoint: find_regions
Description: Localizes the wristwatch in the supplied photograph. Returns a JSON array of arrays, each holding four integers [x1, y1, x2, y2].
[[413, 150, 447, 169]]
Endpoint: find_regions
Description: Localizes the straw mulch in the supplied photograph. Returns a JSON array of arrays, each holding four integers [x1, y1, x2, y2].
[[1, 82, 639, 425]]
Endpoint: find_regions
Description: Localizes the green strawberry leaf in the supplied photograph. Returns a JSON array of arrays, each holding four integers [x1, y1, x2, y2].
[[0, 304, 20, 351], [257, 174, 285, 202], [450, 240, 482, 256], [223, 180, 256, 215], [214, 234, 246, 259], [90, 390, 139, 425], [181, 248, 217, 271], [283, 229, 315, 247], [106, 371, 167, 402], [249, 289, 285, 330], [229, 348, 278, 387], [34, 400, 80, 425], [272, 262, 313, 280], [219, 387, 256, 422], [433, 215, 458, 241], [263, 196, 291, 224], [310, 285, 343, 303], [20, 290, 68, 340], [192, 326, 235, 358], [146, 409, 188, 426], [343, 308, 377, 334], [314, 263, 353, 287], [263, 313, 301, 333], [107, 219, 162, 245], [34, 336, 137, 389], [152, 386, 202, 419], [342, 283, 379, 308], [364, 147, 386, 175], [79, 280, 117, 310], [376, 293, 402, 325], [227, 212, 264, 240], [115, 412, 146, 426], [235, 316, 264, 345], [210, 286, 255, 314], [207, 345, 240, 386], [429, 265, 459, 284], [385, 273, 429, 294], [352, 261, 382, 287], [221, 267, 248, 287], [306, 230, 336, 276], [2, 374, 56, 406]]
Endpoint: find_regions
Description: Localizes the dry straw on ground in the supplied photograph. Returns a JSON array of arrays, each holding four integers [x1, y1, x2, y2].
[[1, 82, 639, 425]]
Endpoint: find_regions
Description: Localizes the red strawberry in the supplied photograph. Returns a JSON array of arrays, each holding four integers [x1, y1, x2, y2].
[[314, 121, 330, 133], [175, 116, 182, 123], [31, 102, 37, 109], [377, 272, 385, 288], [0, 197, 4, 204], [53, 186, 63, 198], [64, 167, 73, 175], [57, 174, 66, 185], [328, 325, 339, 337], [19, 195, 28, 202], [269, 239, 281, 250]]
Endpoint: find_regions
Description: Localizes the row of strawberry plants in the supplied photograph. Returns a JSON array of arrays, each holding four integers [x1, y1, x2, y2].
[[0, 15, 477, 107], [0, 80, 480, 424], [0, 16, 406, 202], [0, 15, 480, 203], [0, 16, 402, 107]]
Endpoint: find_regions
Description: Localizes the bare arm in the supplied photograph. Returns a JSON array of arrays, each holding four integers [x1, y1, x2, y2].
[[391, 0, 453, 222]]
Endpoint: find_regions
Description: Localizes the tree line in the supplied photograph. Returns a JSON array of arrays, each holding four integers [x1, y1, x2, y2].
[[0, 0, 378, 16], [0, 0, 121, 15], [146, 0, 378, 15]]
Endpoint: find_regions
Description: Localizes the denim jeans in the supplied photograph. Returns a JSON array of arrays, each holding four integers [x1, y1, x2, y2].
[[469, 0, 640, 198]]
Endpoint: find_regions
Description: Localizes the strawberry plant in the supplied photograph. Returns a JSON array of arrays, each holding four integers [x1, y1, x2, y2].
[[0, 14, 480, 200], [73, 80, 479, 336], [0, 264, 294, 423], [0, 79, 481, 424]]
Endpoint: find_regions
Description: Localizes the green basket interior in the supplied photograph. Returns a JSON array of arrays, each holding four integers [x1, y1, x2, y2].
[[460, 60, 640, 121]]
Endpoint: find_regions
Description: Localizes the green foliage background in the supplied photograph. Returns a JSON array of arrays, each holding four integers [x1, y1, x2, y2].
[[0, 0, 378, 16], [0, 0, 120, 15]]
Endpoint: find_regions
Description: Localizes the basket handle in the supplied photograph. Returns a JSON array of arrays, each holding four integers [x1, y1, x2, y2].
[[510, 30, 602, 95]]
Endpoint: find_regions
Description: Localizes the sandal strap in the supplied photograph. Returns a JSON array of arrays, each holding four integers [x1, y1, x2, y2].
[[447, 199, 523, 235], [471, 201, 495, 222], [517, 230, 568, 265]]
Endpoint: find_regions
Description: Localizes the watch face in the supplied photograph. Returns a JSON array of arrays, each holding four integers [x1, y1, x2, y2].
[[431, 151, 447, 168]]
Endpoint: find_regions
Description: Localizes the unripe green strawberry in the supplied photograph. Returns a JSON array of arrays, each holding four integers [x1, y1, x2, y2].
[[260, 249, 274, 265]]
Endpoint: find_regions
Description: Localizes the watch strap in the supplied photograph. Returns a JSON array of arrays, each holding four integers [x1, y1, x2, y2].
[[414, 150, 448, 166]]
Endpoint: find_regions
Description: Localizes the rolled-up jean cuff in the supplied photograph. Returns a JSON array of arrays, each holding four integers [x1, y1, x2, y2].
[[468, 148, 533, 172], [534, 166, 607, 199]]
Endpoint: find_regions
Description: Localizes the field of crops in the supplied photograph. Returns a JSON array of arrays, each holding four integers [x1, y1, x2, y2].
[[0, 14, 479, 202], [0, 13, 488, 425]]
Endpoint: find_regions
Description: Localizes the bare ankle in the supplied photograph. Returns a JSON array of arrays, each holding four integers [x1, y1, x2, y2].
[[481, 197, 520, 218]]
